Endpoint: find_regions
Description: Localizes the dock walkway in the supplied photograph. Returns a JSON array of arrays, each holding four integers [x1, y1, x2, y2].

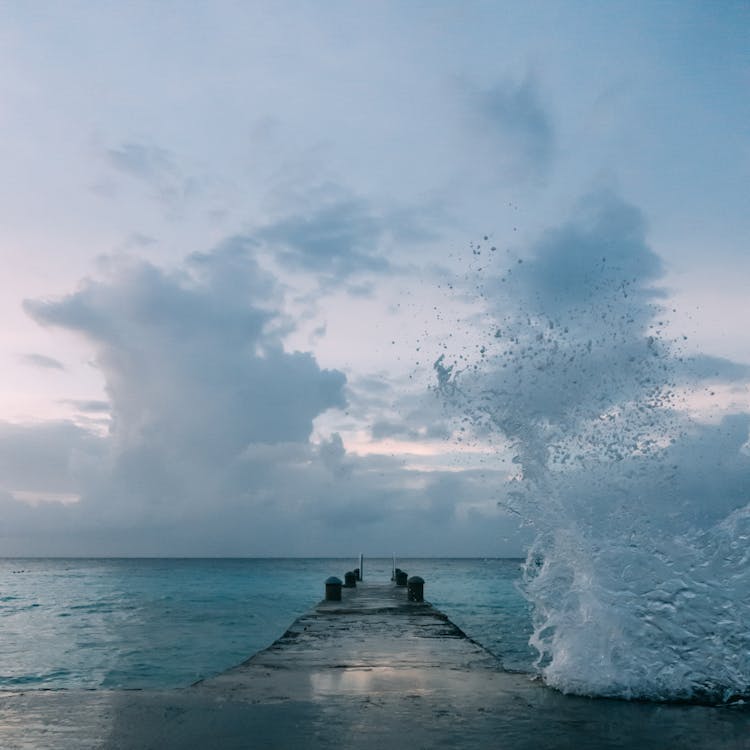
[[1, 579, 747, 748]]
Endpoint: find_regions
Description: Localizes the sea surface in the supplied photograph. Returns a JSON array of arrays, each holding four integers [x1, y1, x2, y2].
[[0, 557, 533, 690]]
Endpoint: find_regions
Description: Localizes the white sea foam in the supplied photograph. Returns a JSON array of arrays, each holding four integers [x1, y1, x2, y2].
[[524, 504, 750, 702]]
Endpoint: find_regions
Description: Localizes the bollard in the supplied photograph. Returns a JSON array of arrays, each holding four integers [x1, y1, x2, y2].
[[325, 576, 343, 601], [354, 567, 361, 582], [392, 567, 401, 582], [395, 569, 408, 587], [344, 571, 357, 588], [407, 576, 425, 602]]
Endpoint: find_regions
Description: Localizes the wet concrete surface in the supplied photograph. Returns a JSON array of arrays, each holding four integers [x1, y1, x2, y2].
[[1, 582, 748, 749]]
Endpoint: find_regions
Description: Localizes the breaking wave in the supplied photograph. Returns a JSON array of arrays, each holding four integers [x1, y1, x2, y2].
[[434, 194, 750, 703]]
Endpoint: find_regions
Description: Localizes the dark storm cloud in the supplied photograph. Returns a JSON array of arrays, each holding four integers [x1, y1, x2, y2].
[[22, 353, 65, 370]]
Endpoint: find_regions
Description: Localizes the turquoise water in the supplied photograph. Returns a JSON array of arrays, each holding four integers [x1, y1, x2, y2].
[[0, 557, 532, 689]]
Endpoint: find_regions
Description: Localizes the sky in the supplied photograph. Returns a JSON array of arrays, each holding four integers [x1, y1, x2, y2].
[[0, 1, 748, 556]]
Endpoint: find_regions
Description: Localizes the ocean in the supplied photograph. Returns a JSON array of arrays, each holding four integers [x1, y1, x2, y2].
[[0, 557, 533, 690]]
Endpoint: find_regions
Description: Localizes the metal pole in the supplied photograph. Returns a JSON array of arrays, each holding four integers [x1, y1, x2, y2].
[[359, 553, 364, 581]]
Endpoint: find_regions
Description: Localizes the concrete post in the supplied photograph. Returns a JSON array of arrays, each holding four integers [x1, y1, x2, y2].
[[407, 576, 425, 602], [325, 576, 343, 601], [395, 569, 408, 587], [344, 571, 357, 588]]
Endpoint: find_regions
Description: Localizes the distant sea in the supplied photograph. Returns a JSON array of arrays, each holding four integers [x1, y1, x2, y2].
[[0, 557, 534, 690]]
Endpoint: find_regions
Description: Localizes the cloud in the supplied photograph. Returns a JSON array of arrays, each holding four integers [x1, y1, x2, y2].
[[679, 354, 750, 383], [22, 353, 65, 370], [26, 245, 346, 456], [0, 420, 104, 497], [1, 237, 527, 555], [62, 400, 110, 413], [370, 415, 449, 443], [255, 190, 443, 282], [107, 142, 177, 183], [257, 196, 390, 279], [15, 241, 355, 541], [102, 141, 198, 214], [510, 190, 663, 315], [470, 74, 555, 179]]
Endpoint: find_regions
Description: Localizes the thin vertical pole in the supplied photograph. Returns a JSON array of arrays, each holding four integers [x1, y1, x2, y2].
[[359, 553, 364, 581]]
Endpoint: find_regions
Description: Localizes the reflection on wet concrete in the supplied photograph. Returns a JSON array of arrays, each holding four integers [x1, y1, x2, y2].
[[310, 666, 433, 697]]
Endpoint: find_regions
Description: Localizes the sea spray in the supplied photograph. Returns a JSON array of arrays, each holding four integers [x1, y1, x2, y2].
[[434, 192, 750, 702]]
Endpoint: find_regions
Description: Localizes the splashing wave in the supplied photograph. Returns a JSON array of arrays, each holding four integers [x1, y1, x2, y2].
[[434, 195, 750, 703]]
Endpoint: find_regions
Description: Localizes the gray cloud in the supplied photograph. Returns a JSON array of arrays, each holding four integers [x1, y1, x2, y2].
[[370, 415, 449, 443], [470, 74, 555, 179], [26, 247, 345, 456], [510, 190, 663, 316], [0, 422, 521, 556], [0, 420, 105, 496], [62, 400, 110, 414], [107, 143, 176, 182], [256, 191, 443, 282], [2, 237, 527, 555], [22, 353, 65, 370], [258, 197, 390, 279], [679, 354, 750, 382], [17, 243, 351, 539], [103, 141, 198, 214]]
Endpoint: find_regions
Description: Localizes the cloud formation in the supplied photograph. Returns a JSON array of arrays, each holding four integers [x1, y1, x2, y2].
[[102, 141, 199, 215], [255, 188, 443, 283], [11, 242, 344, 544], [1, 240, 518, 556], [470, 75, 555, 180], [22, 353, 65, 370], [258, 196, 390, 279]]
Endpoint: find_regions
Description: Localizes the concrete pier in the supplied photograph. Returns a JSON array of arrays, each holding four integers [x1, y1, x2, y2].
[[0, 581, 747, 749]]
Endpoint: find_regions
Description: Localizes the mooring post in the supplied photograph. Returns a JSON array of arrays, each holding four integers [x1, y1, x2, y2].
[[325, 576, 343, 601], [407, 576, 425, 602], [344, 571, 357, 588], [395, 569, 408, 586]]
